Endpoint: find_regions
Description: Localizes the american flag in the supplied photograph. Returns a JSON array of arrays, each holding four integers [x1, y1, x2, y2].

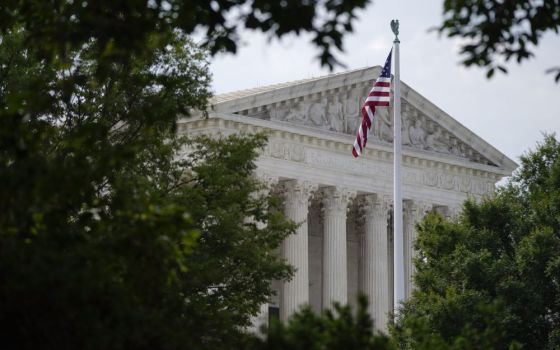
[[352, 50, 392, 158]]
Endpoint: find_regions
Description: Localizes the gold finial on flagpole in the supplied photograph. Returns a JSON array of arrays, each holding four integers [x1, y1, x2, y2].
[[390, 19, 399, 43]]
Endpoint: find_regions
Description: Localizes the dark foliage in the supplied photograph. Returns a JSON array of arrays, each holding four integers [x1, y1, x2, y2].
[[0, 0, 371, 70], [438, 0, 560, 81], [245, 296, 395, 350], [0, 29, 294, 350], [393, 135, 560, 349]]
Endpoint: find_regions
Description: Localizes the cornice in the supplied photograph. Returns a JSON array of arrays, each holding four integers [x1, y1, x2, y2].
[[211, 67, 381, 114]]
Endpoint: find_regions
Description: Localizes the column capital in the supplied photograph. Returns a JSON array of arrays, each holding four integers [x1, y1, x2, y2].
[[256, 171, 280, 188], [281, 180, 317, 207], [403, 200, 414, 226], [403, 199, 414, 212], [255, 172, 280, 197], [322, 187, 356, 215], [411, 200, 433, 222], [363, 193, 391, 220], [448, 205, 462, 219]]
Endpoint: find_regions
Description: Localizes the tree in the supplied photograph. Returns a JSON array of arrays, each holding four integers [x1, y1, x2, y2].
[[438, 0, 560, 81], [0, 28, 205, 349], [0, 0, 371, 70], [175, 134, 295, 348], [393, 135, 560, 349], [244, 296, 395, 350], [0, 28, 294, 349]]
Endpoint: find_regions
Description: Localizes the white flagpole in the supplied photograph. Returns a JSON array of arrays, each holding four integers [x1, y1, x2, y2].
[[391, 19, 405, 314]]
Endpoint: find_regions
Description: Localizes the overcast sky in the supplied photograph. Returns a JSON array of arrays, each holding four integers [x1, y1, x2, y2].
[[208, 0, 559, 166]]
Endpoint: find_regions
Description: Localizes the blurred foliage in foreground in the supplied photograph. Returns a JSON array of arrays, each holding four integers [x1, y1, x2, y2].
[[245, 296, 395, 350]]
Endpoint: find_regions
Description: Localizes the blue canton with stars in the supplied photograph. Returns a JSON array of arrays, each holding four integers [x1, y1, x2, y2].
[[380, 50, 392, 78]]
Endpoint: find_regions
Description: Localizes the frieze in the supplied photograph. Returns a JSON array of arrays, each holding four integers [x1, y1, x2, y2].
[[305, 149, 392, 178], [437, 173, 457, 191], [263, 144, 494, 196], [264, 141, 305, 162], [402, 168, 491, 195]]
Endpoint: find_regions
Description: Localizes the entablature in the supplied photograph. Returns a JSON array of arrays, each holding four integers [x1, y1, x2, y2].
[[179, 113, 509, 181]]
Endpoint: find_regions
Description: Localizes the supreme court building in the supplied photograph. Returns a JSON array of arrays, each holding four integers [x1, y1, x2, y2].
[[179, 67, 517, 332]]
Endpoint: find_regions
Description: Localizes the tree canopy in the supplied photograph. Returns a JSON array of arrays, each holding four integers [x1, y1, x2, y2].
[[245, 296, 395, 350], [177, 134, 295, 348], [393, 134, 560, 349], [0, 28, 294, 349], [3, 1, 557, 79], [0, 0, 370, 70], [438, 0, 560, 81]]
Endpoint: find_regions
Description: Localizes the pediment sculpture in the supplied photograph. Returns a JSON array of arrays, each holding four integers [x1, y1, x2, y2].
[[248, 86, 493, 166]]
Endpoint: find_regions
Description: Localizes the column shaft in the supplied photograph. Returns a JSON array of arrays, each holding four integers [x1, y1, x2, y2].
[[249, 173, 277, 332], [404, 201, 432, 298], [363, 194, 390, 332], [281, 181, 314, 321], [322, 187, 354, 308], [403, 202, 414, 299]]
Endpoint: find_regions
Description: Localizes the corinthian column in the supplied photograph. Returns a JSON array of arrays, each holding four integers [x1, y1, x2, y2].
[[248, 173, 278, 334], [281, 180, 316, 321], [322, 187, 355, 308], [403, 201, 414, 299], [362, 194, 391, 332], [403, 200, 432, 298]]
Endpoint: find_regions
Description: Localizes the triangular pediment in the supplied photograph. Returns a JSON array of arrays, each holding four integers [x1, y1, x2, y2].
[[211, 67, 517, 173]]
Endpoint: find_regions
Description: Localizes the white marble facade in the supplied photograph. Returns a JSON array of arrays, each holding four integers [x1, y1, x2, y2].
[[181, 67, 517, 333]]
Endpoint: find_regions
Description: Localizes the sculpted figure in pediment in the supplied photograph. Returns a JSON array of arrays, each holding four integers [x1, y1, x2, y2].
[[270, 105, 288, 121], [284, 102, 309, 124], [308, 99, 330, 129], [344, 88, 363, 134], [409, 119, 426, 149], [450, 138, 466, 157], [327, 94, 344, 132], [401, 112, 412, 146], [373, 107, 393, 142], [425, 129, 449, 153]]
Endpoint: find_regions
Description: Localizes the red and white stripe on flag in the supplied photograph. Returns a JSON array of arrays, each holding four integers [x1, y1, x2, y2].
[[352, 50, 392, 158]]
